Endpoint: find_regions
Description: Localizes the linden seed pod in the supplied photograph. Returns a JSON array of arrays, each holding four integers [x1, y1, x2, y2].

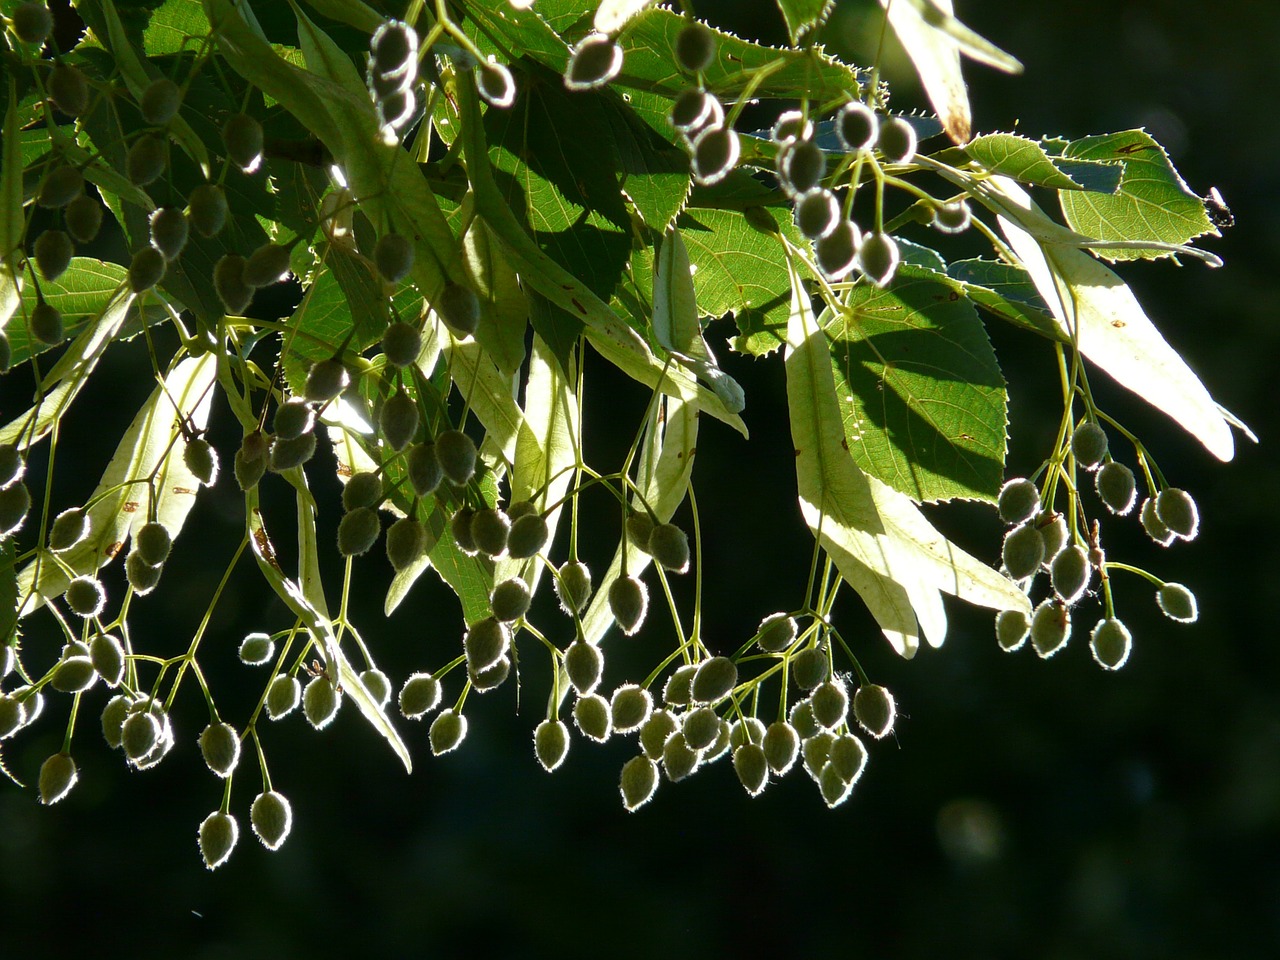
[[608, 575, 648, 636], [436, 282, 481, 337], [30, 301, 64, 346], [149, 207, 188, 261], [565, 33, 623, 90], [762, 721, 801, 775], [771, 109, 812, 145], [238, 632, 274, 665], [399, 672, 442, 718], [1090, 617, 1132, 670], [625, 513, 654, 553], [405, 442, 442, 498], [39, 753, 77, 805], [303, 676, 341, 729], [682, 705, 720, 752], [251, 791, 292, 850], [187, 184, 228, 238], [1155, 488, 1199, 541], [0, 481, 30, 537], [49, 63, 89, 116], [817, 760, 853, 807], [1140, 497, 1176, 547], [995, 608, 1030, 652], [662, 663, 697, 707], [100, 694, 130, 747], [706, 719, 734, 763], [1030, 598, 1071, 658], [490, 578, 531, 623], [639, 710, 678, 759], [795, 188, 840, 240], [337, 507, 380, 558], [222, 113, 264, 171], [214, 254, 254, 315], [573, 693, 612, 742], [670, 88, 720, 133], [89, 633, 125, 687], [132, 521, 172, 567], [778, 138, 825, 197], [1157, 582, 1198, 623], [371, 19, 417, 77], [470, 655, 510, 693], [435, 429, 477, 486], [64, 194, 103, 244], [340, 471, 380, 512], [233, 439, 268, 491], [121, 710, 162, 761], [828, 733, 868, 784], [648, 522, 690, 573], [198, 811, 238, 870], [610, 684, 653, 733], [674, 21, 714, 73], [385, 517, 427, 572], [265, 674, 302, 720], [127, 246, 167, 293], [729, 717, 765, 751], [1050, 544, 1091, 605], [733, 743, 769, 797], [1001, 522, 1045, 582], [51, 655, 96, 694], [1071, 421, 1109, 470], [836, 100, 878, 152], [126, 135, 166, 186], [811, 679, 849, 731], [507, 513, 550, 560], [564, 640, 604, 696], [268, 432, 317, 472], [65, 575, 106, 618], [932, 199, 972, 234], [38, 165, 84, 209], [876, 115, 917, 163], [373, 233, 415, 285], [690, 657, 737, 704], [451, 506, 478, 555], [140, 78, 181, 126], [125, 552, 163, 595], [534, 719, 570, 771], [619, 755, 659, 811], [815, 219, 860, 281], [555, 560, 593, 615], [1096, 461, 1136, 515], [998, 477, 1040, 525], [199, 722, 241, 778], [477, 58, 516, 108], [849, 684, 894, 739], [13, 2, 53, 44], [354, 668, 390, 709], [429, 708, 467, 755], [34, 228, 73, 281], [1038, 511, 1068, 565], [470, 507, 510, 558], [465, 617, 510, 674], [691, 124, 740, 186], [382, 321, 422, 368], [244, 242, 292, 287], [16, 688, 45, 730], [379, 391, 419, 452], [662, 732, 700, 782], [790, 646, 828, 691], [184, 438, 218, 486], [857, 231, 900, 288], [0, 697, 25, 740], [756, 613, 798, 653], [0, 446, 22, 491]]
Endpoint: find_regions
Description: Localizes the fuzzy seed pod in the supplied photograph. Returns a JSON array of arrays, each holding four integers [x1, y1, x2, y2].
[[811, 679, 850, 731], [625, 513, 654, 553], [1090, 618, 1132, 670], [470, 655, 511, 693], [436, 282, 481, 338], [1001, 521, 1045, 581], [691, 124, 740, 186], [126, 135, 166, 186], [34, 228, 73, 281], [477, 58, 516, 108], [1095, 461, 1136, 515], [465, 617, 511, 674], [214, 254, 254, 315], [382, 321, 422, 368], [1038, 511, 1068, 565], [265, 674, 302, 720], [303, 676, 342, 729], [639, 710, 678, 759], [795, 188, 840, 240], [435, 430, 477, 486], [648, 522, 690, 573], [555, 560, 593, 615], [374, 233, 415, 284], [340, 472, 380, 512], [234, 439, 268, 491], [608, 575, 648, 635], [998, 477, 1040, 525], [1050, 544, 1091, 605], [238, 632, 274, 665], [662, 732, 700, 782], [64, 194, 104, 244], [38, 165, 84, 209], [876, 116, 917, 163], [51, 655, 96, 694], [244, 242, 292, 288], [564, 640, 604, 696], [1140, 497, 1176, 546], [198, 811, 238, 869], [790, 646, 828, 691], [815, 218, 860, 280], [0, 446, 22, 491], [0, 696, 26, 740], [48, 509, 89, 554], [399, 672, 442, 718], [565, 33, 623, 90], [756, 613, 798, 653], [450, 506, 478, 555], [39, 753, 77, 805], [100, 694, 129, 747], [828, 733, 868, 784], [661, 663, 697, 707], [778, 138, 824, 197], [772, 109, 813, 145], [932, 199, 972, 234], [857, 231, 900, 288], [610, 684, 653, 733], [681, 705, 720, 751], [121, 710, 162, 761], [852, 684, 895, 739], [199, 722, 241, 777], [733, 743, 769, 796], [1071, 421, 1109, 470], [470, 507, 511, 557], [835, 100, 878, 151], [429, 708, 467, 755], [619, 755, 659, 811], [379, 391, 419, 452], [13, 2, 53, 44], [125, 552, 163, 595], [337, 507, 381, 557], [65, 575, 106, 618], [184, 438, 218, 486], [405, 442, 442, 497], [0, 481, 30, 538], [149, 207, 189, 261], [89, 633, 125, 687], [385, 517, 427, 572], [507, 513, 550, 560], [133, 521, 172, 567], [128, 246, 167, 293], [188, 184, 228, 238], [573, 693, 612, 742], [490, 578, 532, 623], [534, 719, 570, 771], [995, 608, 1029, 652], [729, 716, 766, 750], [1155, 488, 1199, 541], [251, 791, 292, 850], [670, 88, 721, 133], [690, 656, 737, 704], [762, 721, 800, 775], [48, 62, 89, 116], [356, 668, 391, 709], [674, 21, 714, 72], [371, 19, 417, 77], [29, 301, 64, 345], [222, 113, 264, 171], [1156, 582, 1198, 623], [140, 78, 181, 126], [268, 434, 318, 476], [1030, 598, 1071, 658]]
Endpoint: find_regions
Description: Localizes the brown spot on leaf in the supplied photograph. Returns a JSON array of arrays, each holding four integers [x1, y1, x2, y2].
[[106, 542, 123, 559], [122, 501, 139, 513]]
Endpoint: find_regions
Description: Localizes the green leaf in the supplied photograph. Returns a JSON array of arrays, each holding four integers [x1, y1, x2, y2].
[[598, 93, 690, 232], [463, 217, 529, 378], [775, 0, 833, 42], [966, 133, 1121, 192], [143, 0, 211, 55], [652, 225, 709, 365], [595, 0, 659, 33], [822, 266, 1007, 503], [7, 259, 131, 368], [1058, 130, 1215, 261], [0, 81, 21, 260], [947, 257, 1063, 340], [440, 337, 523, 469]]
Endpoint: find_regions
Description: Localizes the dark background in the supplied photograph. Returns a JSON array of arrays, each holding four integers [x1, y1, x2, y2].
[[2, 1, 1277, 956]]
